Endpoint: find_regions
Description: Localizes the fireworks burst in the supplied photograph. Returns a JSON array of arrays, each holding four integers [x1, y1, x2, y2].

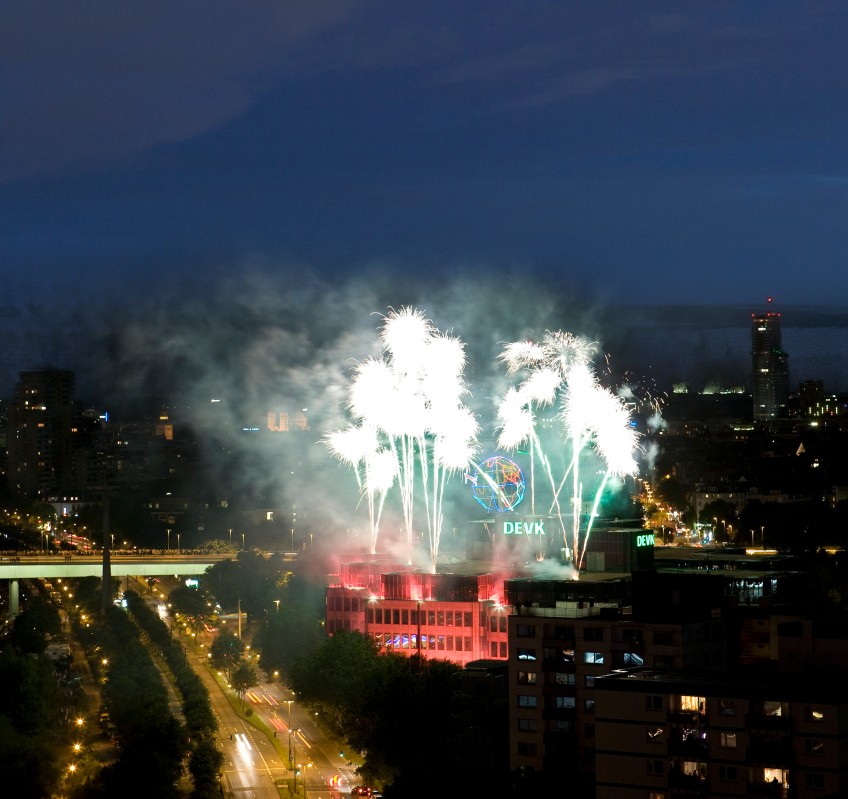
[[328, 308, 478, 569], [497, 331, 640, 571]]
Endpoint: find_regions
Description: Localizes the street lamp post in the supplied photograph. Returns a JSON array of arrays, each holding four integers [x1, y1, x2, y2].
[[167, 529, 171, 551], [177, 533, 181, 552], [292, 729, 299, 794], [241, 533, 245, 551], [284, 700, 294, 767]]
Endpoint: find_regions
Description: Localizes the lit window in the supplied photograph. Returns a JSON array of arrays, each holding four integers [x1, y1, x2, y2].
[[681, 761, 706, 781], [680, 695, 704, 713], [584, 652, 605, 665], [720, 732, 737, 748]]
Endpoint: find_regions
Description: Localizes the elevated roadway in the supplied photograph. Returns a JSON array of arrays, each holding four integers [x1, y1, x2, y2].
[[0, 552, 232, 615]]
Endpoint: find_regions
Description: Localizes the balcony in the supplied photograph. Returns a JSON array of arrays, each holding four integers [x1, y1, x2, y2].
[[746, 738, 793, 764], [668, 737, 708, 757], [746, 713, 792, 732], [747, 781, 786, 798], [668, 771, 708, 795], [669, 710, 704, 725]]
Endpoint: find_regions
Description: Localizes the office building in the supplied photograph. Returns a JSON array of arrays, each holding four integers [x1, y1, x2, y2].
[[325, 559, 514, 667], [752, 303, 789, 422]]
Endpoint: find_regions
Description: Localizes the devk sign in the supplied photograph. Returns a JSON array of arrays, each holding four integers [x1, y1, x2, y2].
[[503, 520, 545, 536]]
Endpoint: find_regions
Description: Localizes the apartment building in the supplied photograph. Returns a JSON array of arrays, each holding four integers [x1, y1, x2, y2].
[[594, 668, 848, 799], [506, 574, 728, 785]]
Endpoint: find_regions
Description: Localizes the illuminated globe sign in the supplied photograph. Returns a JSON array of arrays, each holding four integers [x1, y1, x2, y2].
[[468, 455, 526, 513]]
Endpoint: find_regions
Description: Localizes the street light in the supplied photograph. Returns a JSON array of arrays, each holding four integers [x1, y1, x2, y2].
[[274, 600, 280, 613], [291, 728, 300, 793], [167, 529, 171, 551], [241, 533, 245, 551], [284, 698, 295, 778], [177, 533, 181, 552]]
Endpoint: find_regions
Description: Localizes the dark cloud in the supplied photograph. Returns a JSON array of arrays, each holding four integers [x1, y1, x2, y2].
[[1, 0, 361, 181], [2, 1, 848, 322]]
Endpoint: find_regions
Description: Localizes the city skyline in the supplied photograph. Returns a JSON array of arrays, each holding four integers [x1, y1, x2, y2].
[[3, 292, 848, 405]]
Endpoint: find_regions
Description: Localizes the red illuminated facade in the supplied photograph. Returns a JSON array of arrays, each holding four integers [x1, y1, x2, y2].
[[325, 558, 522, 666]]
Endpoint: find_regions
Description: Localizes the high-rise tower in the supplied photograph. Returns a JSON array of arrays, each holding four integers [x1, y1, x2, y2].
[[751, 299, 789, 422], [6, 369, 81, 497]]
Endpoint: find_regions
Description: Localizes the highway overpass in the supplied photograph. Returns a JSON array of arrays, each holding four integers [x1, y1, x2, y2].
[[0, 553, 232, 615]]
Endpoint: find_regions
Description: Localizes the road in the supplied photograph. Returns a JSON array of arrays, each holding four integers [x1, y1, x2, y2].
[[183, 633, 289, 799], [243, 681, 361, 798], [182, 626, 361, 798]]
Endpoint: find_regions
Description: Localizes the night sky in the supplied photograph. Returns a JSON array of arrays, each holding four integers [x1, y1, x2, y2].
[[3, 2, 848, 397]]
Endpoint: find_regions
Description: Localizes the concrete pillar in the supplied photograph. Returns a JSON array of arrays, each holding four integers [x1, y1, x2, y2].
[[9, 579, 20, 616]]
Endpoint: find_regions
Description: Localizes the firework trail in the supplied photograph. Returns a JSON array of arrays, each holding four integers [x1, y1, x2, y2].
[[498, 332, 597, 558], [498, 331, 639, 570], [325, 424, 397, 554], [572, 380, 639, 569], [329, 308, 478, 569]]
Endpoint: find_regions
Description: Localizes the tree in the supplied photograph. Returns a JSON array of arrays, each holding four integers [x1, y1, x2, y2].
[[0, 648, 58, 735], [168, 584, 211, 632], [255, 599, 325, 680], [290, 631, 380, 738], [230, 661, 258, 708], [210, 630, 243, 679], [202, 550, 290, 618], [0, 716, 59, 799], [10, 596, 61, 655], [188, 738, 224, 799]]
